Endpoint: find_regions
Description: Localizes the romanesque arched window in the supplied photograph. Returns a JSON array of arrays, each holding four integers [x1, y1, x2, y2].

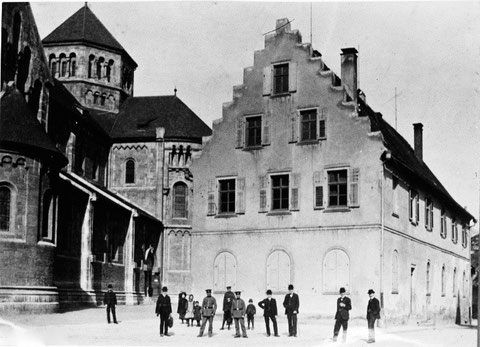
[[59, 53, 67, 77], [106, 59, 114, 82], [214, 252, 236, 292], [93, 91, 100, 104], [69, 53, 76, 77], [108, 94, 115, 110], [85, 90, 93, 105], [392, 250, 399, 294], [49, 54, 57, 75], [96, 57, 104, 79], [125, 159, 135, 184], [0, 185, 12, 232], [323, 249, 350, 293], [173, 182, 187, 218], [100, 93, 106, 106], [88, 55, 95, 78], [266, 250, 291, 292]]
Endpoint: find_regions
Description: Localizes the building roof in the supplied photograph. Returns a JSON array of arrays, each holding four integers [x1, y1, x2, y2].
[[0, 88, 68, 167], [42, 4, 137, 67], [358, 95, 474, 222], [107, 95, 212, 142]]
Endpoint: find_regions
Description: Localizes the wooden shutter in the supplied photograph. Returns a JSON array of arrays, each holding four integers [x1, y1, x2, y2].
[[262, 114, 270, 145], [259, 175, 268, 213], [289, 62, 297, 93], [236, 118, 244, 148], [288, 114, 298, 143], [348, 168, 359, 207], [263, 66, 272, 96], [313, 171, 324, 209], [207, 179, 216, 215], [318, 108, 326, 139], [290, 173, 300, 211], [236, 177, 246, 214], [415, 194, 419, 223]]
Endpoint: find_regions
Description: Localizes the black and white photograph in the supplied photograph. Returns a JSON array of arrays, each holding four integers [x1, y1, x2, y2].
[[0, 1, 479, 345]]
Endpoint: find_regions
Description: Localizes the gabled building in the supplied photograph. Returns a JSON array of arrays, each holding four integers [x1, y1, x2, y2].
[[190, 19, 475, 323]]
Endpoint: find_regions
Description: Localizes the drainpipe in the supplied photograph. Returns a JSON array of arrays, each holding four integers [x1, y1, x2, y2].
[[380, 163, 385, 312]]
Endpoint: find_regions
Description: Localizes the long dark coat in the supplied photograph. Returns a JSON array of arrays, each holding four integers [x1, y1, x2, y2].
[[366, 297, 381, 319], [156, 294, 172, 316], [222, 291, 235, 312], [258, 298, 278, 317], [103, 291, 117, 306], [334, 296, 352, 320], [283, 293, 300, 314]]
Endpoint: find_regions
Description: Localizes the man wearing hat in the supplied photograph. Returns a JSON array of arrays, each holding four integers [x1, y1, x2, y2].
[[198, 289, 217, 337], [333, 287, 351, 342], [258, 289, 279, 337], [283, 284, 299, 337], [155, 286, 172, 337], [220, 286, 235, 330], [103, 284, 118, 324], [232, 291, 247, 338], [366, 289, 380, 343]]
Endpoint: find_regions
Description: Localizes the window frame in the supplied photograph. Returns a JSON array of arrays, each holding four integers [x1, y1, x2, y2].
[[172, 182, 188, 219], [218, 178, 236, 215], [125, 159, 135, 184], [0, 183, 16, 234], [300, 109, 317, 142], [451, 219, 458, 244], [245, 115, 262, 148], [440, 208, 447, 238], [425, 197, 433, 231], [327, 169, 348, 208], [273, 62, 289, 94], [409, 188, 419, 225], [270, 174, 290, 211]]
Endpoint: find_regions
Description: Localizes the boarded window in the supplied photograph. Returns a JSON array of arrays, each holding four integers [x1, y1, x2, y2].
[[214, 252, 236, 291], [266, 250, 291, 292], [173, 183, 187, 218], [323, 249, 350, 293]]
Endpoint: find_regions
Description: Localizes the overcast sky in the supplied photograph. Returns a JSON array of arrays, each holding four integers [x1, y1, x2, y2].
[[30, 1, 480, 224]]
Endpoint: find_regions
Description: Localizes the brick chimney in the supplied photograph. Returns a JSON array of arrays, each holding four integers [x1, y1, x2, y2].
[[341, 48, 358, 104], [413, 123, 423, 161], [276, 18, 291, 34]]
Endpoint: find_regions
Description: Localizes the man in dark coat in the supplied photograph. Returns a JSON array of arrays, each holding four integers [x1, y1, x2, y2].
[[103, 284, 118, 324], [366, 289, 381, 343], [258, 289, 279, 337], [155, 286, 172, 337], [333, 287, 351, 342], [282, 284, 299, 337], [220, 286, 235, 330], [144, 244, 155, 297], [198, 289, 217, 337]]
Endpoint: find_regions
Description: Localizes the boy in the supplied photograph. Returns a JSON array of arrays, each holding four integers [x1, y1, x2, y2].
[[103, 284, 118, 324], [246, 299, 256, 330]]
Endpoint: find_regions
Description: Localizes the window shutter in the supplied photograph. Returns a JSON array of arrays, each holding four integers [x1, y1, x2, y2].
[[289, 62, 297, 93], [236, 118, 244, 148], [318, 108, 326, 139], [262, 114, 270, 145], [288, 114, 298, 143], [290, 173, 300, 211], [263, 66, 272, 96], [348, 168, 360, 207], [415, 194, 419, 223], [236, 177, 246, 214], [313, 171, 324, 209], [207, 179, 216, 215], [259, 175, 268, 213]]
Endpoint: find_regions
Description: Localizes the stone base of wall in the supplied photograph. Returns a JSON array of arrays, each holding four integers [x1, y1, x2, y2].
[[0, 286, 59, 314]]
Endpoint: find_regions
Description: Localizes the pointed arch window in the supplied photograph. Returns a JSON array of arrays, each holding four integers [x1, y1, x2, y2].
[[125, 159, 135, 184], [173, 182, 187, 218]]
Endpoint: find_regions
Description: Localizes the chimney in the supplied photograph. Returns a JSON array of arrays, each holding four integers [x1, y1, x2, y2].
[[275, 18, 291, 35], [341, 48, 358, 104], [413, 123, 423, 161]]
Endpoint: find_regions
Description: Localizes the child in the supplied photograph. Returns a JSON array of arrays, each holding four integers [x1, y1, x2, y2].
[[186, 294, 195, 327], [177, 291, 188, 323], [246, 298, 256, 330], [193, 300, 202, 327], [103, 284, 118, 324]]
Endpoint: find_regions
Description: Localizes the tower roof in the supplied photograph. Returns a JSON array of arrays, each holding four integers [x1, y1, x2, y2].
[[42, 3, 136, 67]]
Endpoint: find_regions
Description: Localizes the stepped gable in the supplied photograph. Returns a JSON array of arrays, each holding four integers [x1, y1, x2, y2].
[[42, 4, 136, 67], [109, 95, 212, 142], [358, 95, 473, 221], [0, 89, 68, 167]]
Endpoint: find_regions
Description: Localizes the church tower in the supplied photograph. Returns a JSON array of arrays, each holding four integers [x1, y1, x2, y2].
[[42, 3, 137, 113]]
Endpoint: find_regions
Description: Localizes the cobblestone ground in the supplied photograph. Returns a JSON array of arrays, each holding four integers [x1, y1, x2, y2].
[[1, 303, 476, 346]]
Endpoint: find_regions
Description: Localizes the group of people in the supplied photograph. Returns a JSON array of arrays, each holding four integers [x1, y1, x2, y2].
[[104, 283, 381, 343]]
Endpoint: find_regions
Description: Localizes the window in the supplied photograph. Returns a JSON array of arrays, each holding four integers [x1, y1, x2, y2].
[[392, 250, 399, 294], [300, 109, 317, 141], [96, 57, 104, 79], [88, 55, 95, 78], [246, 116, 262, 147], [440, 209, 447, 238], [425, 197, 433, 231], [173, 183, 187, 218], [453, 268, 457, 297], [101, 93, 106, 106], [69, 53, 76, 76], [41, 189, 56, 242], [462, 225, 468, 248], [266, 250, 291, 292], [392, 176, 399, 216], [0, 186, 11, 231], [328, 170, 347, 207], [271, 175, 289, 210], [426, 261, 431, 295], [273, 63, 289, 94], [409, 189, 419, 224], [441, 265, 446, 297], [125, 159, 135, 184], [61, 58, 67, 77], [93, 92, 99, 104], [451, 219, 458, 244], [214, 252, 237, 292], [323, 249, 350, 293], [218, 179, 235, 214]]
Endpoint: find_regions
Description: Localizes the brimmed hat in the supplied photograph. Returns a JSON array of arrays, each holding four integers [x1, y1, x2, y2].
[[288, 284, 294, 290], [368, 289, 375, 295], [162, 286, 168, 292], [249, 299, 253, 302], [266, 289, 272, 295], [226, 286, 232, 289], [339, 287, 346, 294], [206, 289, 212, 293], [235, 291, 241, 295], [107, 284, 113, 289]]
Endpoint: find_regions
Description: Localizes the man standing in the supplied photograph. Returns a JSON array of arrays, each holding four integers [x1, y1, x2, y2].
[[220, 286, 235, 330], [103, 284, 118, 324], [258, 289, 279, 337], [283, 284, 299, 337], [144, 244, 155, 297], [155, 286, 172, 337], [232, 291, 247, 338], [198, 289, 217, 337], [333, 287, 351, 342], [366, 289, 381, 343]]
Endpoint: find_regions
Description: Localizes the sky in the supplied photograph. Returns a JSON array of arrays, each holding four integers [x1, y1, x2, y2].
[[29, 1, 480, 225]]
